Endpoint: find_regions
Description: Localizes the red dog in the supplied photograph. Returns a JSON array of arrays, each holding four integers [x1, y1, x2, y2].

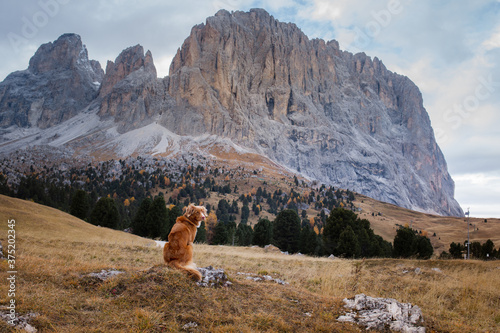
[[163, 204, 206, 281]]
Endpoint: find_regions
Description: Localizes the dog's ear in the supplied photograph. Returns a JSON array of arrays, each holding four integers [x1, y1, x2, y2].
[[184, 204, 196, 217]]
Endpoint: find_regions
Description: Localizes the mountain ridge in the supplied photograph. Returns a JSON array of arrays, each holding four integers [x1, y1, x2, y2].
[[0, 9, 463, 217]]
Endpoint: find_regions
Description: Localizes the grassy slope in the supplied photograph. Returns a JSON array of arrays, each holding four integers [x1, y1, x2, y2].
[[354, 194, 500, 254], [0, 195, 499, 332], [189, 149, 500, 255]]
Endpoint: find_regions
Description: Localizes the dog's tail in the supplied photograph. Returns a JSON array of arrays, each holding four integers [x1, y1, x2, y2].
[[169, 260, 202, 281]]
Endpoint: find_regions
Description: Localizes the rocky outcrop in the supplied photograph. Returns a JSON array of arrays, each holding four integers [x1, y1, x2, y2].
[[0, 34, 103, 129], [165, 9, 462, 216], [338, 294, 425, 332], [97, 45, 172, 132]]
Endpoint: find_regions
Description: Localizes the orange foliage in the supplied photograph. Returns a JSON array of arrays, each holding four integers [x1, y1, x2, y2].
[[124, 199, 130, 207], [314, 226, 320, 235], [205, 211, 218, 243]]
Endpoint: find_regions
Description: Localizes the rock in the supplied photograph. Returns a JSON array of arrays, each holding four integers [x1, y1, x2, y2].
[[414, 268, 421, 275], [85, 269, 124, 281], [339, 294, 425, 332], [0, 241, 4, 259], [0, 311, 38, 332], [182, 322, 198, 330], [196, 266, 232, 287], [431, 267, 442, 273], [239, 271, 289, 285]]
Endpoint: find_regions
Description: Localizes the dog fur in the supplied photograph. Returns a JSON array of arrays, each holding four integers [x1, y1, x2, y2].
[[163, 204, 206, 281]]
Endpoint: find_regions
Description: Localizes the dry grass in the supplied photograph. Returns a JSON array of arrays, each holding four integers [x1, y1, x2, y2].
[[355, 194, 500, 255], [1, 195, 499, 332]]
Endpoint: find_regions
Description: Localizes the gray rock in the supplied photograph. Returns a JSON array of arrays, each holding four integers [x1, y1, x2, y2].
[[197, 266, 232, 287], [0, 311, 38, 332], [86, 269, 124, 281], [339, 294, 425, 332]]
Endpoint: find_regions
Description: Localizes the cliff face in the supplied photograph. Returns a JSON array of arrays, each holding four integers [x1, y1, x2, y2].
[[0, 34, 103, 129], [166, 9, 462, 216], [0, 10, 463, 216], [97, 45, 173, 133]]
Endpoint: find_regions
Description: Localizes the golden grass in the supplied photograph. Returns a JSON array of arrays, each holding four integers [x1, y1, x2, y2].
[[355, 194, 500, 254], [1, 195, 499, 332]]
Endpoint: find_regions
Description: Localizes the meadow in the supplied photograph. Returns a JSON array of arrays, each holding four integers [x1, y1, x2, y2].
[[0, 194, 499, 332]]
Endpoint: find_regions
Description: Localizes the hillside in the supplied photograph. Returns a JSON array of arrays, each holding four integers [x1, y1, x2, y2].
[[0, 196, 499, 332]]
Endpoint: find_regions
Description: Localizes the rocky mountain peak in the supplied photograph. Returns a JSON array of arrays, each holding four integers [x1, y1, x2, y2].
[[27, 33, 103, 82], [0, 33, 103, 129], [99, 44, 156, 97], [166, 9, 463, 216]]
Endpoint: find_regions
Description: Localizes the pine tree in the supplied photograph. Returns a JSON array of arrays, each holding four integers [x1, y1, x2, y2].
[[131, 197, 152, 237], [70, 189, 90, 220], [212, 221, 228, 245], [90, 197, 120, 229], [236, 223, 253, 246], [146, 196, 168, 238], [163, 205, 182, 240], [195, 221, 207, 243], [253, 218, 273, 247], [393, 227, 417, 258], [416, 235, 433, 259], [273, 209, 301, 253], [337, 225, 361, 258]]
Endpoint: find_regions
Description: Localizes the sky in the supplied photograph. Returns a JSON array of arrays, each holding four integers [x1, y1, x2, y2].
[[0, 0, 499, 218]]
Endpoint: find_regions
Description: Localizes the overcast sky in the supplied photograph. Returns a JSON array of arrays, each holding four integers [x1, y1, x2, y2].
[[1, 0, 499, 217]]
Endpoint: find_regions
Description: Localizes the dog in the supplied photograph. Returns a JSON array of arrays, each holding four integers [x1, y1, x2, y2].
[[163, 203, 206, 281]]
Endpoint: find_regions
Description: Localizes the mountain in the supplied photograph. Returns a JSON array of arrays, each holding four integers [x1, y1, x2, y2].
[[0, 33, 103, 129], [0, 9, 463, 217]]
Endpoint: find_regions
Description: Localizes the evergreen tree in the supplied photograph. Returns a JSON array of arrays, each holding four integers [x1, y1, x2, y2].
[[299, 225, 319, 255], [449, 242, 464, 258], [482, 239, 495, 259], [416, 235, 434, 259], [236, 223, 253, 246], [90, 197, 120, 229], [195, 221, 207, 243], [337, 225, 361, 258], [212, 221, 228, 245], [241, 204, 250, 222], [70, 189, 90, 220], [163, 205, 182, 240], [273, 209, 301, 253], [146, 196, 168, 238], [132, 197, 152, 237], [393, 227, 417, 258], [253, 218, 273, 247]]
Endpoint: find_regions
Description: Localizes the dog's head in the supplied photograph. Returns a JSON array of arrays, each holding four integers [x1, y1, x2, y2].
[[183, 204, 207, 228]]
